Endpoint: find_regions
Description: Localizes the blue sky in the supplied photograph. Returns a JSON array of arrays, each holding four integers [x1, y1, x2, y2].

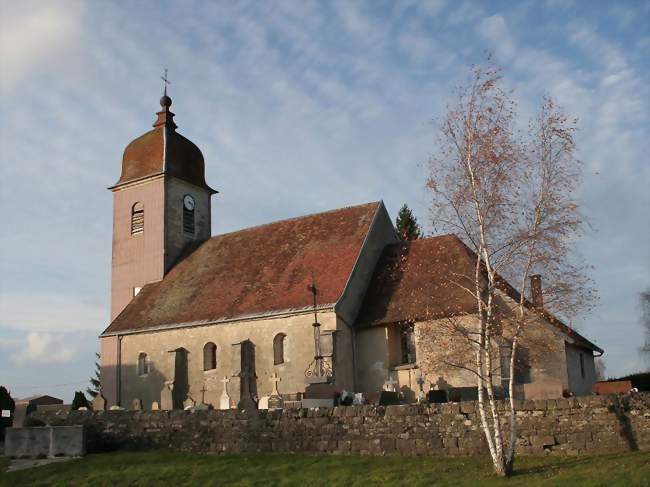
[[1, 0, 648, 401]]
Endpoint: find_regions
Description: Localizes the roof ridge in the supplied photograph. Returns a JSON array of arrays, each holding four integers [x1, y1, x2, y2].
[[209, 201, 381, 240]]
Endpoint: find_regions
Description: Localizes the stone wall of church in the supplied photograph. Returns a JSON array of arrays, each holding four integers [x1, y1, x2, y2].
[[112, 310, 354, 409], [34, 393, 650, 456]]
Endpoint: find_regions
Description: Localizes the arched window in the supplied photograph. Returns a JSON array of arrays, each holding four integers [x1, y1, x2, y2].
[[273, 333, 286, 365], [203, 342, 217, 371], [137, 352, 149, 376], [131, 202, 144, 235]]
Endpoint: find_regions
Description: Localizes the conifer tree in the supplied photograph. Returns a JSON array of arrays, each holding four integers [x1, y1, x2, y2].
[[395, 204, 422, 241], [87, 353, 101, 398]]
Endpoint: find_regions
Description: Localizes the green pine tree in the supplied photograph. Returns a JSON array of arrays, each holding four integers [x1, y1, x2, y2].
[[0, 386, 15, 440], [87, 353, 101, 398], [71, 391, 90, 410], [395, 204, 422, 241]]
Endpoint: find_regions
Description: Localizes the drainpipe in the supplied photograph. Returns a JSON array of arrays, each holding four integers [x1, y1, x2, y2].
[[117, 335, 123, 407]]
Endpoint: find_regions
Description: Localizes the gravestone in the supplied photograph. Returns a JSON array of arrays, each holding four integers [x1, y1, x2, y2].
[[235, 340, 257, 410], [92, 393, 107, 411], [268, 373, 284, 409], [258, 396, 270, 410], [378, 391, 400, 406], [427, 389, 448, 404], [183, 397, 196, 410], [151, 401, 160, 410], [161, 383, 174, 410], [12, 405, 28, 428], [383, 375, 398, 392], [131, 398, 143, 411], [219, 376, 231, 410]]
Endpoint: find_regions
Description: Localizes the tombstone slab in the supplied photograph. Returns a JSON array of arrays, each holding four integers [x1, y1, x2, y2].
[[258, 396, 270, 410], [151, 401, 160, 411], [92, 394, 107, 412], [161, 383, 174, 411], [131, 398, 143, 411], [219, 377, 231, 410], [12, 405, 28, 428]]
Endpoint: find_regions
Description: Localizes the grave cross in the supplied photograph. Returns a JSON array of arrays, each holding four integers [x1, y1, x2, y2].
[[383, 374, 398, 392], [200, 384, 208, 404], [270, 373, 281, 397]]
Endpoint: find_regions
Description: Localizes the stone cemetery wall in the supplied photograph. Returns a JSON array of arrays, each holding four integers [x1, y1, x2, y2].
[[5, 426, 85, 459], [32, 393, 650, 457]]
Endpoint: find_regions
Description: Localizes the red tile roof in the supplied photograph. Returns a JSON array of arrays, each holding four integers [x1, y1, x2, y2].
[[357, 235, 603, 353], [111, 101, 216, 193], [102, 202, 381, 335]]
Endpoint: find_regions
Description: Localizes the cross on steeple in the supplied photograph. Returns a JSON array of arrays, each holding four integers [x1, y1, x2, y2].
[[161, 68, 171, 96]]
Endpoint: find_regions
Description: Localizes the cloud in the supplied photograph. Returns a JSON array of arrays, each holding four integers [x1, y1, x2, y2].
[[0, 292, 107, 333], [11, 332, 76, 364], [0, 1, 84, 91], [476, 14, 516, 61]]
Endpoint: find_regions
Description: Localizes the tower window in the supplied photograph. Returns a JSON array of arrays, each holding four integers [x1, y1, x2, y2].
[[131, 202, 144, 235], [203, 342, 217, 371], [137, 352, 149, 376], [273, 333, 286, 365], [183, 206, 195, 235]]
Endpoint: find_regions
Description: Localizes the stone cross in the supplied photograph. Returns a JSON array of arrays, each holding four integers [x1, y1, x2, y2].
[[383, 374, 398, 392], [270, 373, 281, 397], [219, 376, 231, 410], [200, 384, 208, 405], [416, 372, 427, 403]]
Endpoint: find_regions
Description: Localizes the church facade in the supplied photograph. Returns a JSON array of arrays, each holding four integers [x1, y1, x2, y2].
[[100, 94, 603, 410]]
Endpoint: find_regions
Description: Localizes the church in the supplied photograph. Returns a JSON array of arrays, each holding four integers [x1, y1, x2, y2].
[[99, 92, 603, 410]]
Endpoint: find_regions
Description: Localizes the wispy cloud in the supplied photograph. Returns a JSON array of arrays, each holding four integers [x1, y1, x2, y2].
[[10, 332, 76, 364]]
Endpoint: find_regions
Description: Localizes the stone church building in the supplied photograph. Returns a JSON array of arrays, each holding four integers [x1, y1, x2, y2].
[[100, 93, 603, 410]]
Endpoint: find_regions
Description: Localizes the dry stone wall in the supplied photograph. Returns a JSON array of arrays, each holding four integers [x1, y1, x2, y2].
[[32, 393, 650, 457]]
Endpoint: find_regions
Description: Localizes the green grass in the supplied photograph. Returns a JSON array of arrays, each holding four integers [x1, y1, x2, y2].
[[1, 451, 649, 487]]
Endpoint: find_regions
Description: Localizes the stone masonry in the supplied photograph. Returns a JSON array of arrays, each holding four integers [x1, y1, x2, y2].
[[32, 393, 649, 456]]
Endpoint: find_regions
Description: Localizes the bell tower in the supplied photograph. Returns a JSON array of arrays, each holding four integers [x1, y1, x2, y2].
[[108, 90, 217, 321]]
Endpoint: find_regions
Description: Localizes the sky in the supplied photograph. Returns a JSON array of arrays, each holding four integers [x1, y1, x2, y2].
[[0, 0, 648, 402]]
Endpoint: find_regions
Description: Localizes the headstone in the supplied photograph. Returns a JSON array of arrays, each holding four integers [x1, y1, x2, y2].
[[353, 393, 365, 406], [109, 405, 125, 411], [378, 391, 400, 406], [161, 382, 174, 410], [219, 376, 231, 410], [12, 405, 28, 428], [235, 340, 257, 410], [183, 397, 196, 410], [268, 373, 284, 409], [258, 396, 270, 410], [1, 409, 10, 418], [131, 398, 143, 411], [92, 393, 107, 411], [427, 389, 448, 404], [151, 401, 160, 410], [78, 406, 89, 411]]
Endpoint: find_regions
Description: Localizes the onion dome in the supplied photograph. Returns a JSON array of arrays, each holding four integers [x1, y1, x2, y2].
[[111, 94, 216, 193]]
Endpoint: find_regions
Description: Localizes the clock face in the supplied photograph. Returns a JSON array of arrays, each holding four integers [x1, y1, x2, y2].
[[183, 194, 195, 211]]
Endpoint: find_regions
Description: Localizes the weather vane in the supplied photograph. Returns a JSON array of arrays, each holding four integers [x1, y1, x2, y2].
[[161, 68, 171, 96]]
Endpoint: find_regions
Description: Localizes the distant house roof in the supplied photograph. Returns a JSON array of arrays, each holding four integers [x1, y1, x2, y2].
[[102, 202, 382, 335], [356, 235, 603, 354], [15, 395, 63, 406]]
